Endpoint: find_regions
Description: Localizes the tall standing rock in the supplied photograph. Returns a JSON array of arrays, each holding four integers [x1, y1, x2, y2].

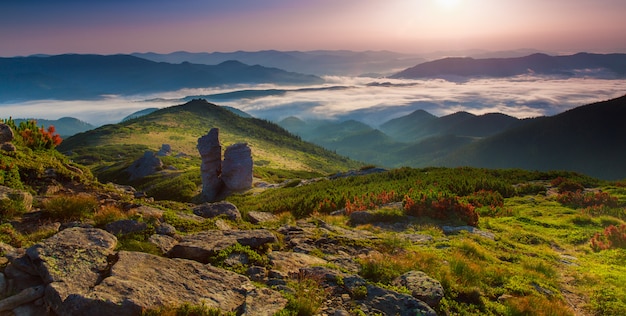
[[197, 128, 223, 202], [0, 123, 14, 144], [222, 143, 253, 192]]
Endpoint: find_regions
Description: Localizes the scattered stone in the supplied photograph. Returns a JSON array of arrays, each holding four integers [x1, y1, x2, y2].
[[0, 186, 33, 212], [349, 211, 375, 225], [239, 287, 287, 316], [148, 234, 178, 255], [104, 219, 147, 236], [156, 144, 172, 156], [398, 233, 434, 244], [247, 211, 278, 224], [0, 285, 44, 312], [269, 251, 327, 275], [155, 222, 176, 236], [59, 221, 93, 231], [0, 143, 16, 152], [126, 151, 163, 181], [392, 270, 444, 308], [222, 143, 253, 192], [0, 123, 14, 143], [193, 201, 242, 221], [442, 225, 495, 240], [132, 205, 164, 219], [167, 229, 277, 264], [246, 266, 267, 283]]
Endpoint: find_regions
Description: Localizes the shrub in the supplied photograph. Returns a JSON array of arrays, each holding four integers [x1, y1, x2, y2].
[[93, 205, 129, 227], [0, 223, 25, 247], [590, 224, 626, 251], [557, 190, 618, 209], [403, 190, 479, 226], [551, 177, 584, 193], [2, 118, 62, 150], [516, 183, 547, 196], [142, 303, 235, 316], [42, 194, 98, 220], [282, 275, 328, 316]]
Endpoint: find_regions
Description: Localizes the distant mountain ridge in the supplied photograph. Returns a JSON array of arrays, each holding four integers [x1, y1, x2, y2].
[[12, 117, 95, 137], [132, 50, 425, 76], [278, 95, 626, 179], [392, 52, 626, 79], [0, 54, 322, 102]]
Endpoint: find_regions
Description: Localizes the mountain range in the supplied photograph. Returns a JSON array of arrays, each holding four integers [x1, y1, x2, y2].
[[0, 54, 322, 102], [132, 50, 425, 76], [278, 95, 626, 180], [392, 52, 626, 79]]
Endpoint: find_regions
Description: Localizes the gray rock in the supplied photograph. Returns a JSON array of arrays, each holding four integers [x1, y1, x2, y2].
[[222, 143, 253, 192], [246, 266, 267, 283], [167, 229, 277, 264], [148, 234, 178, 255], [239, 287, 287, 316], [399, 233, 434, 244], [392, 270, 444, 308], [155, 222, 176, 236], [131, 205, 164, 219], [0, 142, 16, 152], [156, 144, 172, 156], [0, 272, 6, 296], [0, 186, 33, 212], [193, 201, 241, 221], [0, 123, 14, 143], [126, 151, 163, 181], [198, 128, 223, 202], [349, 211, 375, 225], [442, 225, 495, 240], [104, 220, 147, 236], [12, 302, 50, 316], [247, 211, 278, 224], [269, 251, 327, 276]]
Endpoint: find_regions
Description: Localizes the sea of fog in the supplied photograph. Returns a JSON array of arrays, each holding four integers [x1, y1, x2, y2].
[[1, 76, 625, 127]]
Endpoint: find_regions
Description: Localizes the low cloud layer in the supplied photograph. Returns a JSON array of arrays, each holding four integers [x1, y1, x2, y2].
[[1, 76, 624, 127]]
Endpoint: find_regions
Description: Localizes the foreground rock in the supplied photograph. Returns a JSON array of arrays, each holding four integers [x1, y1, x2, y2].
[[126, 151, 163, 181], [393, 270, 445, 308], [197, 128, 253, 202], [0, 185, 33, 212], [167, 229, 277, 263], [193, 201, 242, 221], [1, 227, 285, 316]]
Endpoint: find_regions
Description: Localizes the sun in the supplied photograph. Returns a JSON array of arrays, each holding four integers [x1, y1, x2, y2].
[[436, 0, 460, 9]]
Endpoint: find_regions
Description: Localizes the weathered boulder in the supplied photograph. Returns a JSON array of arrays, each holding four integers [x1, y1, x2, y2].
[[155, 144, 172, 156], [104, 219, 147, 236], [0, 143, 16, 152], [248, 211, 278, 224], [442, 225, 495, 240], [392, 270, 445, 308], [155, 222, 176, 236], [148, 234, 178, 255], [167, 229, 277, 264], [193, 201, 241, 221], [349, 211, 375, 225], [300, 266, 437, 316], [269, 251, 327, 275], [222, 142, 253, 192], [198, 128, 223, 202], [0, 123, 14, 143], [25, 228, 117, 315], [126, 151, 163, 181], [239, 287, 287, 316], [0, 186, 33, 212]]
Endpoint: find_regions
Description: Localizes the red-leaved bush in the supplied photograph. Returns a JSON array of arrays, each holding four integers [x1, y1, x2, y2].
[[590, 224, 626, 251]]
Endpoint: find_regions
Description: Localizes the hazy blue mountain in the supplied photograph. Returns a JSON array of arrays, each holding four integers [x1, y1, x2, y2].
[[436, 94, 626, 180], [380, 109, 525, 143], [132, 50, 425, 76], [0, 54, 323, 102], [13, 117, 95, 137], [122, 108, 159, 122], [392, 52, 626, 79]]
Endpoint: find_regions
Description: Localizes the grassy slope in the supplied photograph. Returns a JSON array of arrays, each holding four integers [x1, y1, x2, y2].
[[228, 167, 626, 315], [58, 99, 361, 200]]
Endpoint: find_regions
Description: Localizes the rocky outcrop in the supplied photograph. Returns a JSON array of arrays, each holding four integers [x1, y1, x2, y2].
[[222, 143, 253, 191], [197, 128, 253, 202], [198, 128, 224, 202], [126, 151, 163, 181], [0, 185, 33, 212], [167, 229, 277, 263], [156, 143, 172, 156], [1, 227, 286, 315], [0, 123, 16, 152], [193, 201, 242, 221], [392, 270, 445, 308]]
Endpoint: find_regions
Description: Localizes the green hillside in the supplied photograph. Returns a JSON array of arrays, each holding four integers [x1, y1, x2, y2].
[[58, 99, 361, 200]]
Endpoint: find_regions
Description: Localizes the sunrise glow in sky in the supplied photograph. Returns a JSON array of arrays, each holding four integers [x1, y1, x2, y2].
[[2, 0, 626, 56]]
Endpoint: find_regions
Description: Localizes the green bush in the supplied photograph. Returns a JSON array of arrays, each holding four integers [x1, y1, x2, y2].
[[42, 194, 99, 220]]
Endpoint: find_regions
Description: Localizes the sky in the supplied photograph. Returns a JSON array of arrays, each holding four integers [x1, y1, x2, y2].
[[2, 0, 626, 56]]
